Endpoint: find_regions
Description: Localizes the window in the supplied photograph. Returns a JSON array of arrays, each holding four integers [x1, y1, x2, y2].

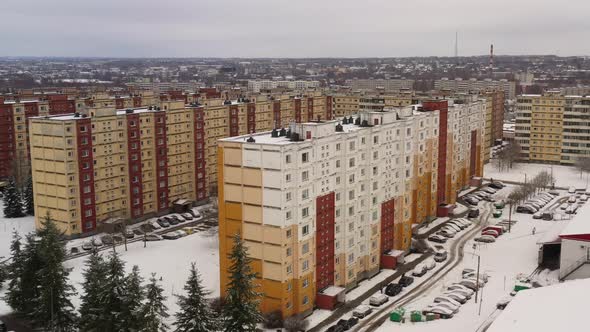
[[302, 243, 309, 254], [286, 192, 292, 201], [84, 209, 93, 217], [301, 152, 309, 163], [302, 279, 309, 288], [285, 154, 291, 164], [286, 211, 292, 220], [302, 171, 309, 181], [302, 224, 309, 235], [302, 189, 309, 200], [287, 265, 292, 274], [336, 160, 341, 168], [286, 174, 292, 182], [286, 247, 292, 256], [349, 158, 355, 167], [83, 185, 91, 193], [302, 260, 309, 271], [302, 296, 309, 305], [336, 143, 341, 151], [349, 141, 355, 150]]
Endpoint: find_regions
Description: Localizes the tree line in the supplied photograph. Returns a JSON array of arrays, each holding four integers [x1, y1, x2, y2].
[[2, 176, 34, 218], [1, 213, 298, 331]]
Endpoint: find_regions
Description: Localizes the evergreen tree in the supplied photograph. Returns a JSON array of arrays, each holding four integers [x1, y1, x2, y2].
[[141, 274, 169, 332], [16, 233, 43, 316], [32, 214, 77, 331], [174, 263, 216, 332], [3, 178, 24, 218], [78, 249, 108, 332], [222, 234, 262, 332], [23, 175, 34, 215], [120, 265, 145, 332], [97, 253, 127, 331], [5, 230, 24, 311]]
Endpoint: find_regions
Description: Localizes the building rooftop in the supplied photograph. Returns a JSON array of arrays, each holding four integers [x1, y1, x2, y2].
[[560, 201, 590, 239]]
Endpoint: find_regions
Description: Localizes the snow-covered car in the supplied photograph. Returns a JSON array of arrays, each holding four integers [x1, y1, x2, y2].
[[438, 229, 456, 238], [412, 263, 428, 277], [560, 203, 569, 210], [180, 213, 193, 221], [481, 229, 500, 238], [149, 220, 162, 230], [188, 209, 201, 218], [442, 291, 467, 304], [474, 235, 496, 243], [465, 197, 479, 206], [447, 285, 474, 298], [463, 273, 489, 284], [428, 234, 447, 243], [162, 230, 187, 240], [422, 305, 454, 319], [157, 218, 170, 228], [532, 212, 543, 219], [455, 218, 472, 227], [488, 181, 505, 189], [434, 250, 448, 262], [433, 296, 462, 310], [482, 187, 497, 194], [496, 296, 513, 309], [431, 300, 460, 313], [548, 189, 560, 196], [369, 294, 389, 306], [445, 223, 462, 232], [568, 196, 577, 203], [581, 194, 588, 202], [424, 258, 436, 270], [352, 305, 373, 318], [568, 186, 576, 194], [448, 221, 467, 230], [459, 279, 478, 290], [145, 234, 163, 241]]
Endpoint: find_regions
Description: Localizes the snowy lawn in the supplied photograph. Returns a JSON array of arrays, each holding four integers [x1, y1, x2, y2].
[[375, 186, 564, 332], [0, 214, 36, 259], [484, 162, 589, 189], [64, 228, 220, 319]]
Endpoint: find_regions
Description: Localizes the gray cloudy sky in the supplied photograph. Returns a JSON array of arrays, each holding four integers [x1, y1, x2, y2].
[[2, 0, 589, 57]]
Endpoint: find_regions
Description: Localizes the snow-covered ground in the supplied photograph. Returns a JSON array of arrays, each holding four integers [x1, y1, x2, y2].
[[484, 162, 589, 189], [375, 186, 566, 332], [0, 214, 36, 259], [64, 228, 220, 317]]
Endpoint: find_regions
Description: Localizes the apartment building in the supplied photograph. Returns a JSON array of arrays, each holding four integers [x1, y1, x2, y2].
[[483, 90, 505, 161], [30, 101, 207, 235], [247, 80, 320, 93], [345, 79, 415, 91], [217, 99, 485, 317], [435, 78, 516, 100], [515, 92, 590, 165]]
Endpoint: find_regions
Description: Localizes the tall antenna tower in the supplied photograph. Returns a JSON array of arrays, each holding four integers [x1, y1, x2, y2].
[[489, 43, 494, 76], [454, 31, 459, 59]]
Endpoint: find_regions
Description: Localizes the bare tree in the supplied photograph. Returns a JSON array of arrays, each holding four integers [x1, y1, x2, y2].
[[497, 141, 522, 171], [575, 156, 590, 179]]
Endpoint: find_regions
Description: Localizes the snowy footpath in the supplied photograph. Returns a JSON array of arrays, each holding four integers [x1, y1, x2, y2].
[[484, 162, 588, 189]]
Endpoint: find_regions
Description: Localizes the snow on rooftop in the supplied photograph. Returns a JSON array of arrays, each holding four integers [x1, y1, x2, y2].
[[487, 278, 590, 332], [537, 221, 568, 245], [560, 201, 590, 238]]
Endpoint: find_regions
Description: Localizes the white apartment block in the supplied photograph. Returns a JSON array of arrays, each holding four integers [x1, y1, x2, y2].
[[247, 80, 320, 92], [435, 78, 516, 100]]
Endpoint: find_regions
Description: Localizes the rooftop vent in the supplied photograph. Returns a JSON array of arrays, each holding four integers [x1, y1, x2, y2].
[[271, 129, 279, 138], [361, 120, 370, 127], [81, 114, 88, 118], [354, 117, 361, 125], [335, 123, 344, 132], [125, 109, 133, 114], [342, 117, 349, 125], [246, 136, 256, 143], [74, 112, 80, 118], [348, 116, 354, 124], [148, 106, 153, 110], [156, 107, 161, 111], [285, 129, 291, 138], [279, 128, 287, 137], [290, 132, 301, 142]]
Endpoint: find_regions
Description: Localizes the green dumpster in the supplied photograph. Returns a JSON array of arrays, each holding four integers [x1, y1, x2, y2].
[[494, 202, 505, 209], [390, 307, 406, 322], [493, 210, 502, 218], [425, 313, 437, 321], [410, 311, 422, 322], [514, 282, 531, 292]]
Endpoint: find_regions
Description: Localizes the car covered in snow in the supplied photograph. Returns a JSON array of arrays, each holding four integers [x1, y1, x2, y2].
[[422, 305, 454, 319], [442, 291, 468, 304], [474, 235, 496, 243], [428, 234, 447, 243], [434, 249, 448, 263], [438, 229, 456, 238], [145, 233, 163, 241], [352, 305, 373, 318], [481, 229, 500, 238], [412, 263, 428, 277], [488, 181, 505, 189], [433, 296, 462, 311], [496, 296, 513, 309], [424, 258, 436, 270]]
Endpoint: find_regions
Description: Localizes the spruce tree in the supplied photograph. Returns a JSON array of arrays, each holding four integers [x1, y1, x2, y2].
[[97, 253, 127, 331], [5, 230, 24, 311], [32, 214, 77, 331], [3, 178, 24, 218], [78, 249, 108, 332], [141, 273, 169, 332], [222, 234, 262, 332], [174, 263, 216, 332], [17, 232, 43, 315], [24, 175, 34, 215], [120, 265, 145, 332]]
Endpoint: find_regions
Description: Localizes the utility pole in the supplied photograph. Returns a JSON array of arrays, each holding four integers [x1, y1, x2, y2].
[[475, 255, 481, 303]]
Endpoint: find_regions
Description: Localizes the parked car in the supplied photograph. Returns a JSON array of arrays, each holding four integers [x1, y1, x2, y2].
[[428, 234, 447, 243], [445, 223, 462, 232], [157, 218, 170, 228], [474, 235, 496, 243], [326, 325, 344, 332], [449, 221, 467, 230], [548, 189, 560, 196], [352, 305, 373, 319], [465, 197, 479, 205], [481, 230, 500, 238], [568, 186, 576, 194], [81, 241, 93, 251], [101, 235, 114, 245], [516, 205, 536, 214], [541, 212, 554, 221], [398, 274, 414, 288], [347, 317, 358, 328], [568, 196, 577, 204], [442, 291, 468, 304], [532, 212, 543, 219], [180, 213, 193, 221], [434, 249, 448, 263], [424, 258, 436, 270], [369, 294, 389, 306], [441, 226, 458, 234], [385, 283, 403, 296], [433, 297, 461, 311], [431, 301, 460, 314], [149, 220, 162, 230], [124, 229, 135, 239], [447, 284, 474, 297], [464, 272, 489, 284], [581, 194, 588, 202], [468, 208, 480, 218], [482, 187, 497, 194], [412, 263, 428, 277], [168, 216, 180, 225], [145, 234, 163, 241], [459, 279, 478, 290], [188, 209, 201, 218], [438, 229, 456, 238], [488, 181, 505, 189], [163, 230, 186, 240], [422, 305, 454, 319], [455, 218, 472, 227], [337, 318, 353, 330], [496, 296, 513, 309]]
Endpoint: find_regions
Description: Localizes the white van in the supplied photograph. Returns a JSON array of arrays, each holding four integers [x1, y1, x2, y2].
[[353, 305, 373, 318], [369, 294, 389, 306]]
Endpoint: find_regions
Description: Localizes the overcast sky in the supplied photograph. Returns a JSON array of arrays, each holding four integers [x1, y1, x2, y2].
[[2, 0, 589, 58]]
